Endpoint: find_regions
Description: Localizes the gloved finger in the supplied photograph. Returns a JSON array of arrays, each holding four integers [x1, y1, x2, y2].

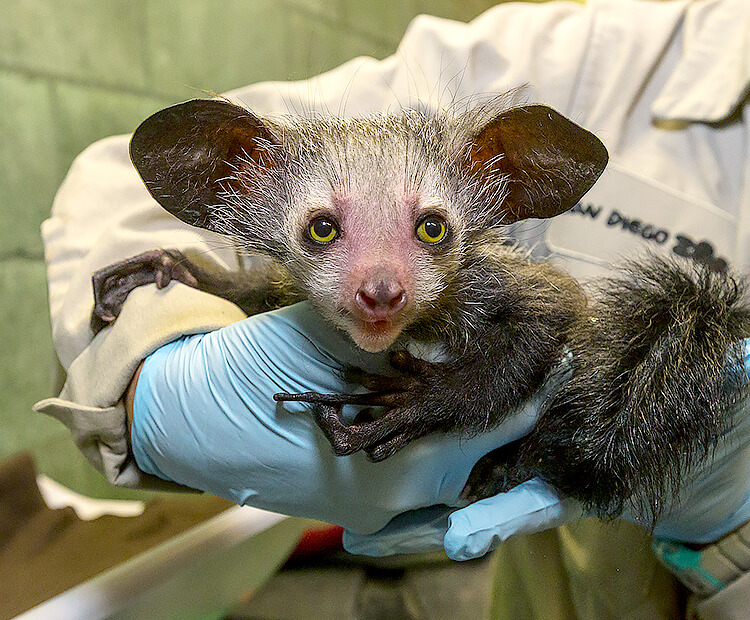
[[444, 478, 584, 561], [343, 505, 452, 557]]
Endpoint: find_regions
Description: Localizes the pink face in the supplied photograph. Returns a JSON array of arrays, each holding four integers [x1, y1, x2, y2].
[[336, 192, 416, 351], [294, 188, 453, 352]]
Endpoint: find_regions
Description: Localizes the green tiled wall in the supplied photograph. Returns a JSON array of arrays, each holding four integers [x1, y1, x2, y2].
[[1, 0, 506, 498]]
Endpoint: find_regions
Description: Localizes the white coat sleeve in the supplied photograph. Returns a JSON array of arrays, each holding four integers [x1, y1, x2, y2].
[[34, 136, 248, 489]]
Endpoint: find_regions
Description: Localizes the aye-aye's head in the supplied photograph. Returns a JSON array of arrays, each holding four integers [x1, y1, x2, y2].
[[130, 99, 607, 352]]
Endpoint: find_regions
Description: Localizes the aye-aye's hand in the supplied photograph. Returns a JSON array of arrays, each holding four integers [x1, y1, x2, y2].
[[131, 302, 542, 536], [347, 341, 750, 560]]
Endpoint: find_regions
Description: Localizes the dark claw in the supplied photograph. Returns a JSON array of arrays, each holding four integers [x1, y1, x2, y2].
[[362, 416, 431, 462], [274, 391, 357, 405], [364, 433, 410, 462], [273, 390, 402, 407], [278, 352, 443, 461], [91, 249, 199, 333], [312, 405, 361, 456], [274, 389, 424, 457]]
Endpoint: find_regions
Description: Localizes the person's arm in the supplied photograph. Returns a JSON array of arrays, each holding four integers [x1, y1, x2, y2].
[[123, 362, 143, 444], [125, 302, 548, 534], [36, 0, 592, 488], [35, 136, 249, 489]]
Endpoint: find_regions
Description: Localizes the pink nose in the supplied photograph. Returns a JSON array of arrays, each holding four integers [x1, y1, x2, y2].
[[355, 279, 407, 317]]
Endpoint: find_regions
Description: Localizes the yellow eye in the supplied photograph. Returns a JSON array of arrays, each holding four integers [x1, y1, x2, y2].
[[416, 215, 447, 244], [308, 217, 338, 244]]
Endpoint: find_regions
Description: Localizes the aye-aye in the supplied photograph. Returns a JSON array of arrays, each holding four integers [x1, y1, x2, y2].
[[92, 98, 750, 522]]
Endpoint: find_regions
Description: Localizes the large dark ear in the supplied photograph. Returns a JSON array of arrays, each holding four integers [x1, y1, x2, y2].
[[129, 99, 279, 231], [468, 105, 608, 223]]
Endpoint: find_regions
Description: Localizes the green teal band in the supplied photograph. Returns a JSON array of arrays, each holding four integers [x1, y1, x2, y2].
[[653, 538, 726, 596], [653, 520, 750, 597]]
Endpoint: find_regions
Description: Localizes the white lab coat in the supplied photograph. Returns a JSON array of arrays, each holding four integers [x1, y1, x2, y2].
[[36, 1, 750, 617]]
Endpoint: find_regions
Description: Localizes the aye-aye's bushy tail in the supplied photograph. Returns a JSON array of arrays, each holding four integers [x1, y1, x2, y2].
[[533, 256, 750, 523]]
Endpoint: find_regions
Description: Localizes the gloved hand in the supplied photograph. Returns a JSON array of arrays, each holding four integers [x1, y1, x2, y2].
[[347, 341, 750, 560], [344, 477, 584, 559], [131, 301, 545, 535]]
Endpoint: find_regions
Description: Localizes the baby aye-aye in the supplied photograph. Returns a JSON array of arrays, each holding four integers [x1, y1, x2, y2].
[[92, 98, 750, 523]]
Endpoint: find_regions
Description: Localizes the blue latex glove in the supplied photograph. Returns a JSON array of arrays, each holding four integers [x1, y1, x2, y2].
[[344, 477, 583, 559], [131, 301, 545, 535], [347, 341, 750, 560]]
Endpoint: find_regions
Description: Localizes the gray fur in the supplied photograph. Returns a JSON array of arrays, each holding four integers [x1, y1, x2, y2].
[[93, 98, 748, 520]]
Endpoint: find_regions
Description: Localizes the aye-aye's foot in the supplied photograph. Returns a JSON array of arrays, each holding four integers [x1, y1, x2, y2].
[[91, 249, 199, 332]]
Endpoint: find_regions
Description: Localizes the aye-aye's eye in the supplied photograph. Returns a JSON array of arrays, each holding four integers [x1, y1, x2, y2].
[[308, 217, 339, 244], [416, 215, 448, 244]]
